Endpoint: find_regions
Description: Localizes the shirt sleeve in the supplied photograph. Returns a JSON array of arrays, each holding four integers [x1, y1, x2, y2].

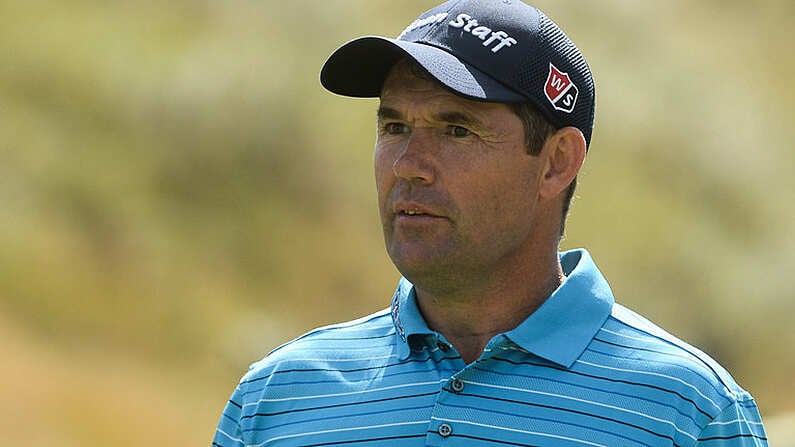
[[695, 396, 768, 446], [212, 384, 246, 447]]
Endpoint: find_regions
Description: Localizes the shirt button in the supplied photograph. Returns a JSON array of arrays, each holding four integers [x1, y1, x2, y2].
[[438, 423, 453, 437], [450, 378, 465, 393]]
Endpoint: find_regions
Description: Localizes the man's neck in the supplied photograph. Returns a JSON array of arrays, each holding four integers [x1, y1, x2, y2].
[[413, 252, 564, 364]]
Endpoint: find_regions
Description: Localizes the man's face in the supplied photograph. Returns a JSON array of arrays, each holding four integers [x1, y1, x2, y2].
[[375, 64, 548, 292]]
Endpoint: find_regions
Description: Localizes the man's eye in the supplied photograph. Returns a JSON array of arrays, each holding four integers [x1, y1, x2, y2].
[[448, 126, 471, 138], [384, 123, 408, 134]]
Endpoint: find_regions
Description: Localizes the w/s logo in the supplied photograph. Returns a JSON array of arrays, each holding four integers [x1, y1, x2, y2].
[[544, 63, 579, 114]]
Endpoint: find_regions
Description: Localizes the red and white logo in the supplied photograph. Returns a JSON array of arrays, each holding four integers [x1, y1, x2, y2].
[[544, 63, 579, 114]]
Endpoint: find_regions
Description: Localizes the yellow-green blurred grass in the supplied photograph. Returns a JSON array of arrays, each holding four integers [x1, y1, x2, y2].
[[765, 413, 795, 447], [0, 1, 793, 445], [0, 314, 222, 446]]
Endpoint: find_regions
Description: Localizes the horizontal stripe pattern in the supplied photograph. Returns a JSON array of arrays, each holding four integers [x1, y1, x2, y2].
[[212, 250, 767, 446], [212, 309, 767, 446]]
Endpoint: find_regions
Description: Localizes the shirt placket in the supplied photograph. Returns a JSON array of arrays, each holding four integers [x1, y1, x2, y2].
[[424, 336, 515, 445]]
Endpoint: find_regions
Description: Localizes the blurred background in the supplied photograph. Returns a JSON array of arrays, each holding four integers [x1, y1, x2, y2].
[[0, 0, 792, 445]]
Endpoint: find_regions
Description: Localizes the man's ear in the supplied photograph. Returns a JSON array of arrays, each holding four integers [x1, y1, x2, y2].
[[538, 126, 586, 200]]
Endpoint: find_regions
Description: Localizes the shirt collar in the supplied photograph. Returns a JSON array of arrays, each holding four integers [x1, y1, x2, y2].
[[390, 248, 614, 366], [504, 248, 614, 368], [391, 278, 435, 360]]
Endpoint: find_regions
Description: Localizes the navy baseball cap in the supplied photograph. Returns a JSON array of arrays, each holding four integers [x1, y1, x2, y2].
[[320, 0, 596, 147]]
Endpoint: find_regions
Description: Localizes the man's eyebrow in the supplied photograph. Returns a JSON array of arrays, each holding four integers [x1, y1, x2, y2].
[[434, 110, 481, 128], [376, 106, 402, 121]]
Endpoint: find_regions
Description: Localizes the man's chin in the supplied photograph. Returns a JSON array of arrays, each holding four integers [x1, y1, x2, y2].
[[389, 251, 444, 279], [388, 249, 462, 286]]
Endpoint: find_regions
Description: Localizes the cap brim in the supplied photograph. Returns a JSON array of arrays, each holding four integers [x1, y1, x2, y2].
[[320, 36, 525, 103]]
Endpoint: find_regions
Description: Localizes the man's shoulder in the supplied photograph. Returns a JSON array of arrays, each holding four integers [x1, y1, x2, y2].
[[594, 304, 752, 404], [240, 307, 397, 384]]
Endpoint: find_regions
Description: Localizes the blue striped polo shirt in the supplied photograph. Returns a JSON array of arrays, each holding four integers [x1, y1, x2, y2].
[[213, 249, 767, 446]]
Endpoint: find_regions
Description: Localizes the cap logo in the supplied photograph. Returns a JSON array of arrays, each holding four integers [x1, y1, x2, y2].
[[398, 12, 449, 40], [544, 63, 579, 113], [448, 13, 518, 53]]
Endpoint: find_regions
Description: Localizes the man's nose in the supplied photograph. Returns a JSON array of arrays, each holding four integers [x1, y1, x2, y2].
[[392, 130, 436, 184]]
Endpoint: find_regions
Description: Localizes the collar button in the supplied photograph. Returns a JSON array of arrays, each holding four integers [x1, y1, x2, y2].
[[450, 377, 465, 393]]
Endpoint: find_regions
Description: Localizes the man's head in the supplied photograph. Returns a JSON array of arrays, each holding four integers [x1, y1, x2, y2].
[[320, 0, 593, 289]]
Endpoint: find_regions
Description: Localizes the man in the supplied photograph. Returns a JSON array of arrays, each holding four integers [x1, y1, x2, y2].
[[213, 1, 768, 445]]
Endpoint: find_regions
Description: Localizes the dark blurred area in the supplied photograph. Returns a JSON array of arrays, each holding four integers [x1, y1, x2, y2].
[[0, 1, 792, 444]]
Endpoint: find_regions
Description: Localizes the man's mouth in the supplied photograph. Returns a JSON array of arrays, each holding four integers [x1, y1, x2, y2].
[[403, 209, 426, 216], [392, 201, 447, 222]]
